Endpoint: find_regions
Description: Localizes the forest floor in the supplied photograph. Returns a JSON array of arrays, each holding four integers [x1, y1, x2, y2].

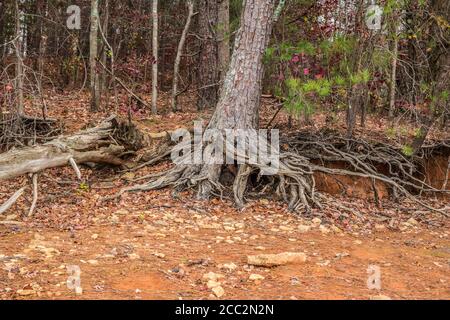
[[0, 90, 449, 300]]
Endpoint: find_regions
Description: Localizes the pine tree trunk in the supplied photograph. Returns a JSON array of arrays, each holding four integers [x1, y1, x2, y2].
[[198, 0, 276, 198], [218, 0, 230, 79]]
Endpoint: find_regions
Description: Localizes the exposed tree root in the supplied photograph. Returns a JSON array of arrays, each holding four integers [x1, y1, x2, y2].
[[109, 137, 321, 214], [110, 129, 449, 217]]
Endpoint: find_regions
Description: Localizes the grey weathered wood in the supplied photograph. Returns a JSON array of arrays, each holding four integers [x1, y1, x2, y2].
[[0, 117, 125, 181]]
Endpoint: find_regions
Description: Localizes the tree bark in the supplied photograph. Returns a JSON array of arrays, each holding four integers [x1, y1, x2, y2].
[[90, 0, 101, 112], [388, 11, 399, 121], [151, 0, 158, 114], [172, 0, 195, 112], [100, 0, 110, 98], [15, 0, 24, 115], [197, 0, 276, 198], [217, 0, 230, 80], [197, 0, 219, 110]]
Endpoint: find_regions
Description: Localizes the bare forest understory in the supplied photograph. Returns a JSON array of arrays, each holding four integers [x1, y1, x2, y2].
[[0, 91, 449, 300]]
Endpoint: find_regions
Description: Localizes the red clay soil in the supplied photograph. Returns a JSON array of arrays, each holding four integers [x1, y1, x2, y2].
[[0, 191, 449, 300]]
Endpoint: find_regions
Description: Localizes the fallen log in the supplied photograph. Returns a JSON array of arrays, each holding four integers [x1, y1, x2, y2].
[[0, 116, 143, 181]]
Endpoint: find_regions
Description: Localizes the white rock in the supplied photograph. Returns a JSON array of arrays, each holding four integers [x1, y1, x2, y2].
[[370, 295, 392, 300], [319, 225, 330, 234], [203, 272, 224, 282], [407, 218, 419, 226], [115, 209, 129, 215], [6, 214, 18, 221], [207, 280, 221, 289], [17, 289, 35, 296], [298, 225, 311, 233], [221, 263, 237, 271], [249, 274, 265, 281], [247, 252, 306, 267], [212, 286, 225, 298], [128, 253, 140, 260]]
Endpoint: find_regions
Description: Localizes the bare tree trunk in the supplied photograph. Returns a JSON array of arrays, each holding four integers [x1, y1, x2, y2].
[[172, 0, 194, 112], [388, 19, 399, 121], [37, 1, 48, 84], [151, 0, 158, 114], [15, 0, 24, 115], [100, 0, 110, 101], [90, 0, 101, 112], [197, 0, 219, 110], [217, 0, 230, 80], [197, 0, 276, 198]]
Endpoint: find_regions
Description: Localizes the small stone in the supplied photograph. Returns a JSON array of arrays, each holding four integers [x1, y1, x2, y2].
[[87, 259, 99, 265], [6, 214, 17, 221], [212, 286, 225, 298], [370, 295, 392, 300], [298, 225, 311, 233], [203, 272, 224, 282], [128, 253, 140, 260], [207, 280, 221, 289], [311, 218, 322, 226], [247, 252, 306, 267], [223, 226, 235, 232], [317, 260, 331, 267], [249, 274, 265, 281], [375, 224, 386, 231], [407, 218, 419, 226], [354, 240, 363, 245], [155, 233, 167, 238], [319, 225, 330, 234], [115, 209, 129, 215], [17, 289, 35, 296], [91, 234, 99, 240], [221, 263, 237, 271], [109, 215, 120, 224], [331, 225, 342, 233]]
